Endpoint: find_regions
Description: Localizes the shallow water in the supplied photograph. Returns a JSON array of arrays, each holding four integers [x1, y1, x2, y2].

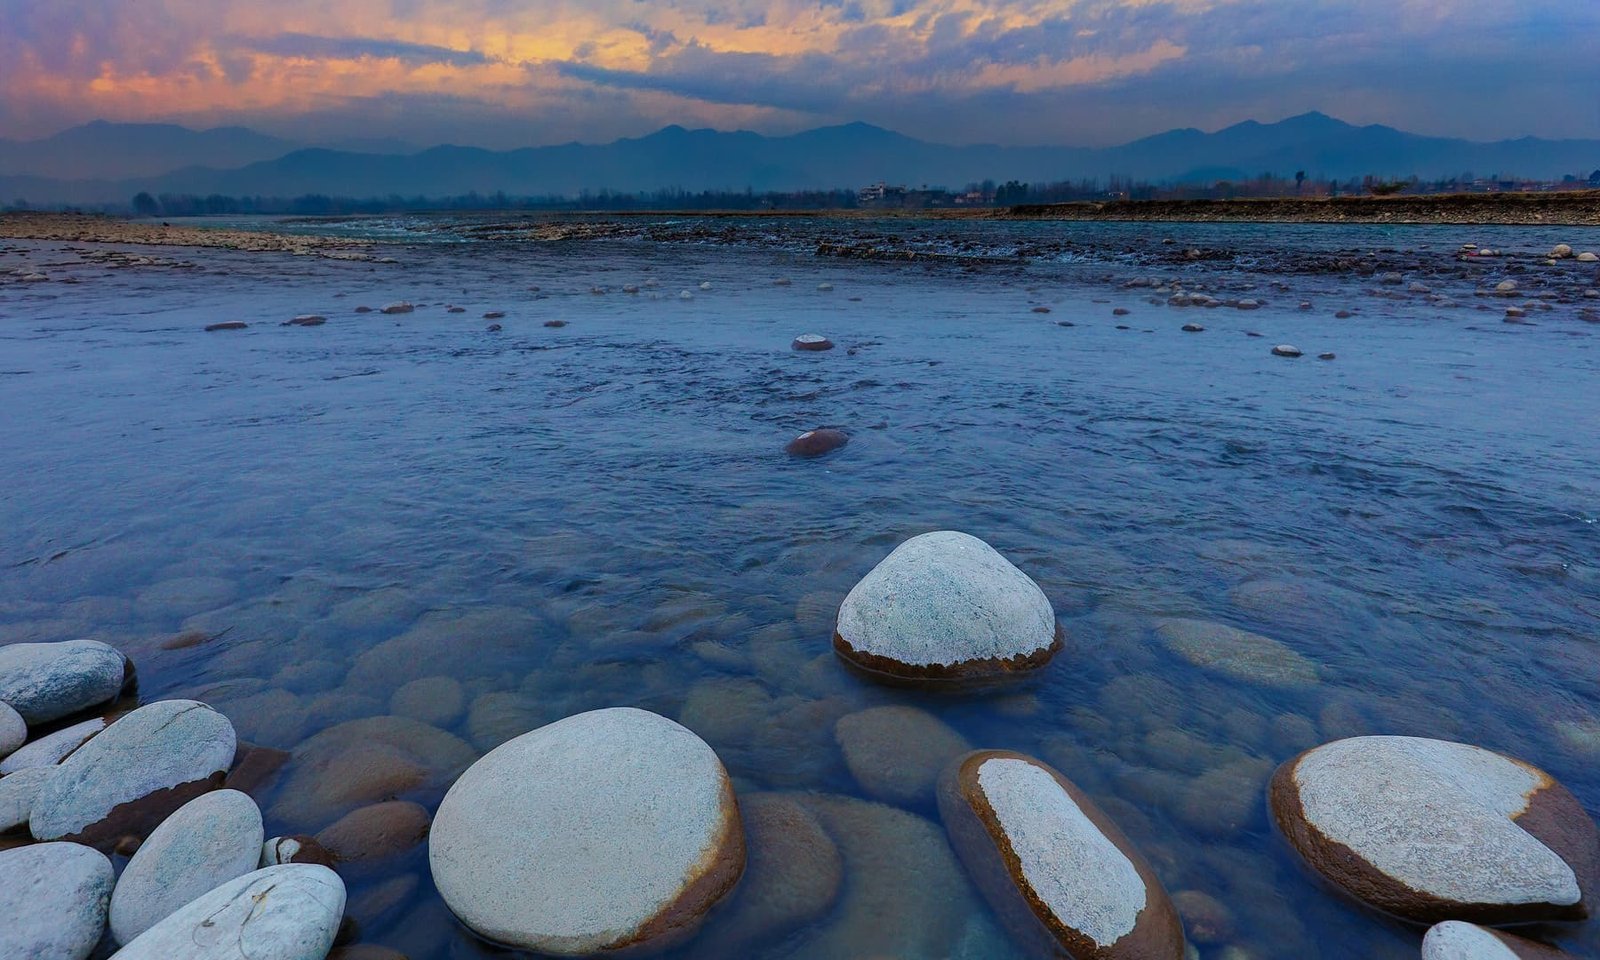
[[3, 217, 1600, 958]]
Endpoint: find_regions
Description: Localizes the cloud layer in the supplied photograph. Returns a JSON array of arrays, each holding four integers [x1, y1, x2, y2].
[[2, 0, 1595, 146]]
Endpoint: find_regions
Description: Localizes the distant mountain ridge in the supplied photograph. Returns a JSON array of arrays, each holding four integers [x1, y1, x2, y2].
[[3, 113, 1597, 206]]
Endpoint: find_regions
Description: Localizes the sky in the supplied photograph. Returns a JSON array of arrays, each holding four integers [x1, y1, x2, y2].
[[2, 0, 1597, 148]]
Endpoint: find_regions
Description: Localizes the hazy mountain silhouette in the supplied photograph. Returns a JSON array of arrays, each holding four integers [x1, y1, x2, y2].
[[4, 113, 1596, 206]]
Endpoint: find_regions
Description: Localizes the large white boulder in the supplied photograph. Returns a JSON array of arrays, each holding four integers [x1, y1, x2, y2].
[[109, 789, 266, 944], [109, 864, 345, 960], [0, 639, 125, 724], [0, 842, 114, 960], [31, 699, 236, 845], [834, 531, 1061, 683], [429, 706, 745, 955], [1271, 736, 1600, 924]]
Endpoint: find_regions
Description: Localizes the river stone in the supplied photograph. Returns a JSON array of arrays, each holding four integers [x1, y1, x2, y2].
[[1270, 736, 1600, 924], [694, 793, 843, 956], [0, 715, 106, 773], [429, 707, 745, 955], [0, 701, 23, 757], [109, 789, 266, 944], [786, 428, 849, 458], [834, 704, 971, 806], [792, 333, 834, 351], [939, 750, 1184, 959], [270, 715, 476, 828], [0, 765, 54, 831], [0, 639, 126, 724], [834, 531, 1062, 683], [0, 841, 114, 960], [1421, 921, 1573, 959], [390, 675, 466, 727], [345, 606, 542, 690], [1155, 618, 1319, 687], [262, 834, 337, 868], [31, 699, 236, 846], [316, 800, 430, 862], [109, 864, 346, 960]]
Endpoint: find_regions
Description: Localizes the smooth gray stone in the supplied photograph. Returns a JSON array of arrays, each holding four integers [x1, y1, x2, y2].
[[0, 841, 114, 960], [110, 789, 266, 944], [0, 639, 125, 724], [0, 700, 24, 757], [109, 864, 345, 960], [0, 765, 55, 831], [0, 716, 106, 774], [31, 700, 236, 841]]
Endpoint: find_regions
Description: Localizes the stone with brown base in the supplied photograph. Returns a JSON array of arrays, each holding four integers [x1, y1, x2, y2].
[[1421, 921, 1575, 959], [834, 531, 1062, 684], [938, 750, 1185, 959], [1270, 736, 1600, 925], [785, 428, 849, 458], [429, 707, 745, 956]]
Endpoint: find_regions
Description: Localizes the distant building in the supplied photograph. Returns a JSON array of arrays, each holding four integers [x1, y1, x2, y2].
[[857, 181, 908, 205]]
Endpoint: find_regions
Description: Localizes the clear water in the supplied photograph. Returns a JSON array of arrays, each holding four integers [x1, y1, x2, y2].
[[3, 216, 1600, 958]]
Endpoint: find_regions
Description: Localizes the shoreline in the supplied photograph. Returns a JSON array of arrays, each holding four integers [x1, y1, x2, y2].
[[0, 212, 377, 257]]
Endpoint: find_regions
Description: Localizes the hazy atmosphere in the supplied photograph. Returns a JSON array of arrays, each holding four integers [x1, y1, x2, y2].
[[3, 0, 1598, 147]]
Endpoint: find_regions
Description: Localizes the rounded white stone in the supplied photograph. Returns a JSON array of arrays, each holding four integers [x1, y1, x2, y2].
[[31, 699, 236, 841], [0, 765, 54, 831], [109, 864, 345, 960], [1293, 736, 1578, 907], [836, 531, 1056, 672], [110, 789, 266, 944], [0, 716, 106, 773], [0, 639, 125, 724], [0, 842, 114, 960], [1421, 922, 1521, 960], [429, 706, 741, 955], [0, 700, 24, 757], [976, 757, 1145, 947]]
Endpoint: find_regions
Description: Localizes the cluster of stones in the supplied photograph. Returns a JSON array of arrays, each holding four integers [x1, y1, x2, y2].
[[0, 640, 348, 959]]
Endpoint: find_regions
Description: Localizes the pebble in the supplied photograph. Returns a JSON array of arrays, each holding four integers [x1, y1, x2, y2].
[[483, 311, 505, 319], [834, 705, 970, 806], [109, 789, 265, 945], [785, 428, 849, 458], [429, 707, 743, 955], [284, 314, 326, 327], [0, 765, 54, 831], [270, 715, 476, 828], [0, 639, 126, 724], [1032, 306, 1051, 313], [700, 281, 713, 291], [1318, 352, 1336, 360], [817, 282, 834, 291], [1271, 344, 1303, 357], [938, 750, 1184, 959], [389, 676, 466, 727], [1182, 323, 1204, 333], [1422, 920, 1574, 959], [0, 701, 24, 757], [109, 864, 346, 960], [544, 319, 567, 328], [204, 321, 248, 331], [1114, 307, 1131, 316], [1551, 244, 1573, 259], [1271, 736, 1600, 923], [31, 699, 236, 846], [380, 302, 414, 314], [1155, 618, 1319, 687], [792, 333, 834, 351], [262, 835, 338, 868], [1236, 299, 1260, 310], [1577, 252, 1598, 263], [316, 800, 430, 862], [0, 842, 114, 960], [834, 530, 1061, 683]]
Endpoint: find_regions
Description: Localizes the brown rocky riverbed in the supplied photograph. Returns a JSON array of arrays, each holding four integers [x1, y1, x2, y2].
[[1004, 191, 1600, 226], [0, 213, 380, 258]]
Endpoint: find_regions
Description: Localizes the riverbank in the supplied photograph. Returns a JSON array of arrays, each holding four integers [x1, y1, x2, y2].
[[0, 212, 376, 257], [1003, 190, 1600, 225]]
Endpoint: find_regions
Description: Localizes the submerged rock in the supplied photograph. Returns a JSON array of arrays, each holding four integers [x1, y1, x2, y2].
[[834, 531, 1061, 683], [1271, 344, 1303, 358], [938, 750, 1184, 960], [1271, 736, 1600, 924], [317, 800, 430, 862], [1155, 618, 1319, 688], [0, 842, 114, 960], [31, 699, 236, 847], [110, 864, 346, 960], [785, 428, 849, 458], [262, 835, 337, 868], [429, 707, 744, 955], [792, 333, 834, 351], [109, 789, 265, 945], [0, 638, 125, 724], [270, 715, 476, 829], [834, 705, 970, 807], [204, 321, 248, 331]]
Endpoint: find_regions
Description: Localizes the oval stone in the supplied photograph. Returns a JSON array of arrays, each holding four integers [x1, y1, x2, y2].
[[1270, 736, 1600, 924], [0, 701, 24, 757], [109, 864, 346, 960], [0, 842, 114, 960], [0, 765, 54, 832], [109, 789, 266, 944], [0, 639, 125, 724], [834, 531, 1061, 682], [1422, 921, 1574, 959], [429, 707, 745, 955], [938, 750, 1185, 959], [792, 333, 834, 351], [31, 699, 237, 846], [1155, 618, 1319, 688], [785, 428, 849, 458], [0, 716, 107, 774]]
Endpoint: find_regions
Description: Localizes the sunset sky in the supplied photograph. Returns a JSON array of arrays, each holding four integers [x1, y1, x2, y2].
[[3, 0, 1596, 148]]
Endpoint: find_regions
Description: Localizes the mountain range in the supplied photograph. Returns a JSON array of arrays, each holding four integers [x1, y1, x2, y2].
[[3, 113, 1597, 206]]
